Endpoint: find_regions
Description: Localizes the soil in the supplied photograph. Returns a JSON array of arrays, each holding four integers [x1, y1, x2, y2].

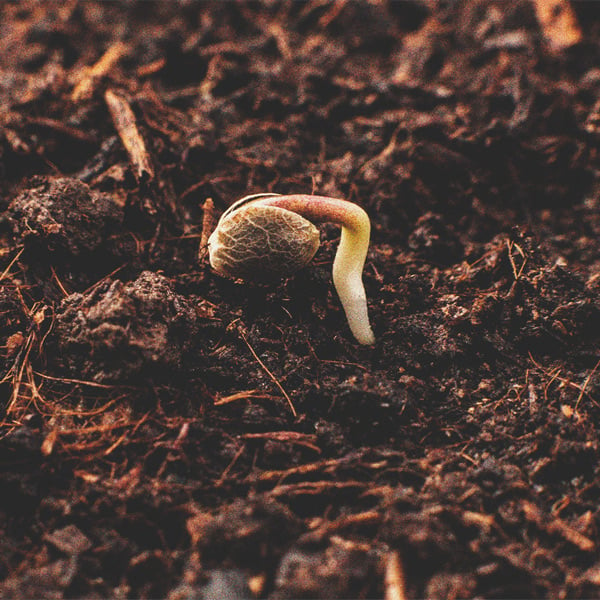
[[1, 1, 600, 598]]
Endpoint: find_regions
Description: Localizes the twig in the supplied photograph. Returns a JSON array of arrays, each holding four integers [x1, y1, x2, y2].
[[0, 247, 24, 283], [30, 388, 126, 417], [103, 411, 150, 456], [529, 353, 600, 409], [309, 510, 381, 536], [254, 458, 344, 483], [136, 58, 166, 78], [253, 455, 390, 483], [72, 41, 128, 102], [385, 551, 407, 600], [50, 266, 70, 297], [214, 389, 278, 406], [575, 357, 600, 411], [239, 328, 297, 417], [33, 371, 132, 389], [82, 263, 129, 296], [269, 480, 366, 498], [5, 312, 40, 415], [522, 500, 595, 552], [25, 117, 96, 142], [318, 0, 348, 28], [506, 239, 527, 281], [241, 431, 320, 452], [215, 443, 246, 486], [357, 124, 401, 177]]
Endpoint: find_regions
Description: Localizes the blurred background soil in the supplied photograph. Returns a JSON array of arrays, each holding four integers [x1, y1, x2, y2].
[[1, 1, 600, 597]]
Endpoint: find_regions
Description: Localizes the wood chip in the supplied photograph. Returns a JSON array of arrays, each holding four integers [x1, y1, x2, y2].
[[105, 89, 154, 181], [44, 525, 92, 555], [532, 0, 581, 52], [198, 197, 215, 262]]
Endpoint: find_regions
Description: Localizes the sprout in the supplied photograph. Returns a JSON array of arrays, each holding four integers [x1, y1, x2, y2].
[[208, 193, 375, 345]]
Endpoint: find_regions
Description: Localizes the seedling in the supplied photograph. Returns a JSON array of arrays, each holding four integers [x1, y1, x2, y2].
[[208, 193, 376, 345]]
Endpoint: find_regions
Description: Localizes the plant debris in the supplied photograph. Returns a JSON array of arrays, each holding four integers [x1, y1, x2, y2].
[[1, 1, 600, 598]]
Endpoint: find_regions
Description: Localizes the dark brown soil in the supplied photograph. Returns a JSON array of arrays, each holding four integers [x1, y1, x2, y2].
[[2, 1, 600, 598]]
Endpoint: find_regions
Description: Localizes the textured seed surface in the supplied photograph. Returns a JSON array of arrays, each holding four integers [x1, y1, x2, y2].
[[208, 204, 320, 280]]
